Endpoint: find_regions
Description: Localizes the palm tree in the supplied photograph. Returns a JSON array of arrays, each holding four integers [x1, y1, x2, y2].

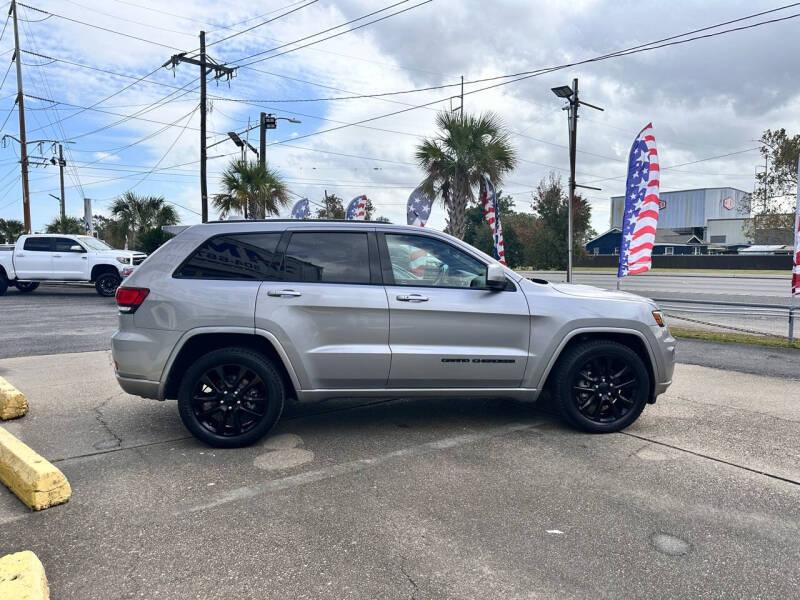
[[213, 160, 291, 220], [45, 216, 85, 234], [0, 218, 25, 243], [415, 111, 517, 239], [110, 191, 178, 249]]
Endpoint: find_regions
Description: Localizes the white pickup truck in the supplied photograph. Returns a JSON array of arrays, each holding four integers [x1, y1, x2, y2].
[[0, 234, 146, 297]]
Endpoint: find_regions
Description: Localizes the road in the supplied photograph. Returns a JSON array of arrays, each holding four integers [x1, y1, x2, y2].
[[521, 271, 792, 304], [0, 351, 798, 598]]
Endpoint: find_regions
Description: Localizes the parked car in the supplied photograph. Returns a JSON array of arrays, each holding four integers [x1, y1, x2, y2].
[[0, 234, 146, 297], [111, 221, 675, 447]]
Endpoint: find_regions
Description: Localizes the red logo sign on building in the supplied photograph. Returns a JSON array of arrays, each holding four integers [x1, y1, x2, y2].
[[722, 196, 735, 210], [658, 199, 667, 210]]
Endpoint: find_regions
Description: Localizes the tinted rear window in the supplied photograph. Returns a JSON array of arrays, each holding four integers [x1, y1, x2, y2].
[[23, 237, 51, 251], [175, 233, 281, 280], [284, 232, 370, 284]]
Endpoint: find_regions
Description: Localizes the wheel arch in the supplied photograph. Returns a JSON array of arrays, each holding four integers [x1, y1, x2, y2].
[[161, 330, 299, 402], [539, 328, 657, 398], [90, 263, 119, 282]]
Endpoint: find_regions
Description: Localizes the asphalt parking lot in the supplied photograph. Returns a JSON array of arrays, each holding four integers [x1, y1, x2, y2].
[[1, 284, 799, 598], [0, 352, 799, 598]]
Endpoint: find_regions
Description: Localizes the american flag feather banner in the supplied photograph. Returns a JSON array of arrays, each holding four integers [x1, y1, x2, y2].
[[481, 175, 506, 265], [345, 195, 367, 220], [792, 158, 800, 295], [618, 123, 660, 277], [290, 198, 310, 219], [407, 184, 433, 227]]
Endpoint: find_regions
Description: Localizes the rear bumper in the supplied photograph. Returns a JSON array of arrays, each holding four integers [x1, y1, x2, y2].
[[115, 373, 161, 400]]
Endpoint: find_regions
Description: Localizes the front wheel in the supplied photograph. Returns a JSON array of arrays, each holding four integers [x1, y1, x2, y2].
[[552, 340, 651, 433], [95, 272, 121, 297], [15, 281, 39, 293], [177, 347, 285, 448]]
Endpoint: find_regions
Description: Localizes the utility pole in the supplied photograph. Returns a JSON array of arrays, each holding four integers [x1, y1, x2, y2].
[[163, 32, 236, 223], [460, 75, 464, 116], [552, 78, 604, 283], [11, 0, 31, 233], [259, 112, 267, 168], [57, 143, 65, 219]]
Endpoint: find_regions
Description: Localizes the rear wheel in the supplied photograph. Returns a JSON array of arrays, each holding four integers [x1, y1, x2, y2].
[[15, 281, 39, 293], [177, 347, 285, 448], [552, 340, 650, 433], [95, 272, 120, 297], [0, 273, 7, 296]]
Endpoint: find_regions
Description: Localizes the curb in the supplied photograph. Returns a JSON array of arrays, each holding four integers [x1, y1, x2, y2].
[[0, 377, 27, 420], [0, 427, 71, 510], [0, 551, 49, 600]]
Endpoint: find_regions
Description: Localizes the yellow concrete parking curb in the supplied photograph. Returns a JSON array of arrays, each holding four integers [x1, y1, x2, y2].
[[0, 551, 50, 600], [0, 377, 27, 420], [0, 427, 70, 510]]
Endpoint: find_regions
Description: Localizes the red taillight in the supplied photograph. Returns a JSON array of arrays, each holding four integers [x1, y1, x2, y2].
[[116, 287, 149, 314]]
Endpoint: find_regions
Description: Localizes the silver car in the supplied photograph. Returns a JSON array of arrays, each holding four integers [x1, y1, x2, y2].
[[111, 221, 675, 447]]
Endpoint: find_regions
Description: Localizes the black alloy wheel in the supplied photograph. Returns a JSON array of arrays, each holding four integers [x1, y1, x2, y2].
[[572, 356, 638, 423], [553, 340, 650, 433], [178, 347, 285, 447], [95, 272, 120, 297]]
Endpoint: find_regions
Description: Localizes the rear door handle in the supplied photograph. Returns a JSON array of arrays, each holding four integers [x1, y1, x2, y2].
[[52, 254, 62, 258], [397, 293, 429, 302], [267, 289, 302, 297]]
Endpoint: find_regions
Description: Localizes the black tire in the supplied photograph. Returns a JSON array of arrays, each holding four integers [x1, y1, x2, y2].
[[178, 347, 285, 448], [0, 273, 7, 296], [552, 340, 650, 433], [95, 272, 120, 297], [15, 281, 39, 293]]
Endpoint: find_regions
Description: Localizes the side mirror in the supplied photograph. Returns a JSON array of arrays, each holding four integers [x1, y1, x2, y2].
[[486, 263, 506, 290], [69, 245, 84, 253]]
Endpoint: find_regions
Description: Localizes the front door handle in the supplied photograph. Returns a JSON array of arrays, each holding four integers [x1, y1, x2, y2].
[[267, 289, 302, 297], [397, 293, 429, 302], [52, 254, 62, 258]]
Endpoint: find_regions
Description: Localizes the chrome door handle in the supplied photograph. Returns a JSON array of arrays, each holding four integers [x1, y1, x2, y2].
[[397, 293, 429, 302], [267, 289, 302, 297], [81, 256, 88, 259]]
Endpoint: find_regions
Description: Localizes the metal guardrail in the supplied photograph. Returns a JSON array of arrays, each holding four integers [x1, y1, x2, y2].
[[650, 297, 797, 344]]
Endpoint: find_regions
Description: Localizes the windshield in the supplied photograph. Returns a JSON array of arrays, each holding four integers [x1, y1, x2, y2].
[[79, 236, 114, 251]]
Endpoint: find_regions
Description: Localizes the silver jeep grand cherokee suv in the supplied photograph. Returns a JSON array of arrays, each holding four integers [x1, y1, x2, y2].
[[112, 221, 675, 447]]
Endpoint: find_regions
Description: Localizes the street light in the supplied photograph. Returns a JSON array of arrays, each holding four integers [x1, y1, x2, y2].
[[551, 85, 573, 99]]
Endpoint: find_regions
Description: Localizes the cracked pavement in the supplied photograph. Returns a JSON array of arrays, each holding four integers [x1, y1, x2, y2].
[[0, 350, 798, 598]]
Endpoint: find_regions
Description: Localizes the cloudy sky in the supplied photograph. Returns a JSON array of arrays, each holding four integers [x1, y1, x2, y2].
[[0, 0, 796, 234]]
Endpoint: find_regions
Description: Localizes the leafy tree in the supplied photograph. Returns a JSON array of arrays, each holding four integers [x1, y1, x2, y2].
[[463, 194, 526, 268], [315, 192, 345, 219], [0, 218, 25, 243], [213, 159, 290, 220], [416, 111, 517, 239], [45, 215, 85, 234], [527, 174, 594, 270], [93, 215, 126, 249], [110, 191, 178, 249], [136, 227, 174, 254], [742, 128, 799, 243]]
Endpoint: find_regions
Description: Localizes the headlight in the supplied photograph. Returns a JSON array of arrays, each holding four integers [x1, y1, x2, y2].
[[116, 256, 130, 264], [652, 311, 665, 327]]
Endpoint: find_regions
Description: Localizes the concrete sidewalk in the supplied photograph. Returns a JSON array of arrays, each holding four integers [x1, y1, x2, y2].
[[0, 351, 798, 598]]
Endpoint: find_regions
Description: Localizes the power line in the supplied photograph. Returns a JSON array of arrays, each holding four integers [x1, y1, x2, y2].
[[231, 2, 800, 104], [205, 0, 319, 47], [16, 2, 185, 50], [237, 0, 433, 67]]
